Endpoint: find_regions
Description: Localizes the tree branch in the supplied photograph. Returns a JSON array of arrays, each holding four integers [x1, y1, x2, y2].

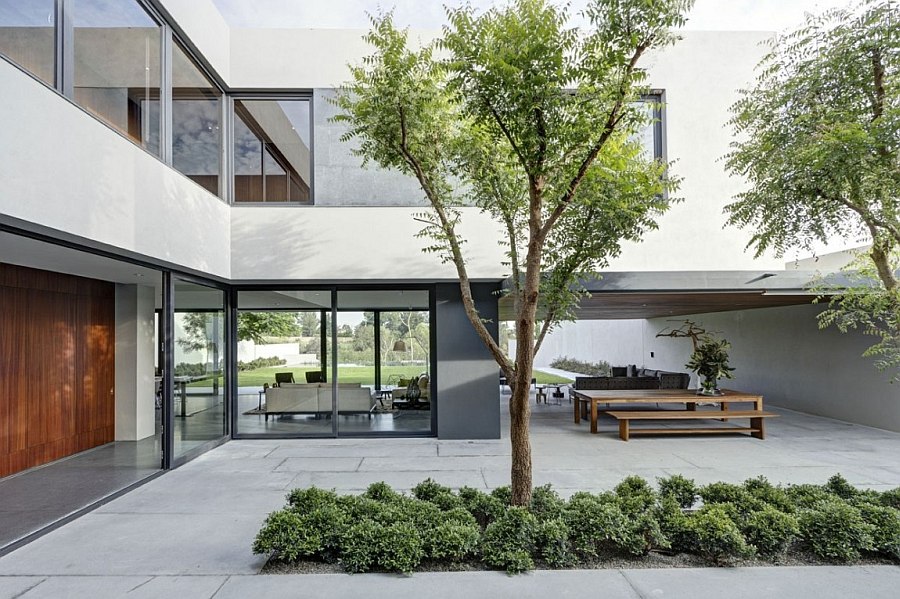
[[397, 104, 514, 373], [540, 41, 650, 238]]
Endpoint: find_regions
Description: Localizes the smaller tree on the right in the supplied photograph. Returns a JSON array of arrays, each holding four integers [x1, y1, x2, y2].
[[725, 0, 899, 380]]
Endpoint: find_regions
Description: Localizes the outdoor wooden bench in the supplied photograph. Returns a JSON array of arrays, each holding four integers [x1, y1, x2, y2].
[[606, 409, 778, 441], [571, 388, 766, 434]]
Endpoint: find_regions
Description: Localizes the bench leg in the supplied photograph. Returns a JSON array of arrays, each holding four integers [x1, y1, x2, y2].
[[720, 401, 730, 422], [590, 400, 599, 434], [574, 399, 580, 424], [751, 417, 765, 440], [619, 419, 629, 441]]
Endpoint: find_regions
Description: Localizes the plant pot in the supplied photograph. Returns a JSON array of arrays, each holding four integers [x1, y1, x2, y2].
[[696, 388, 725, 397]]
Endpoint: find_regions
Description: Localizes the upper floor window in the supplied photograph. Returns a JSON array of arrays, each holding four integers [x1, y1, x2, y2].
[[172, 41, 223, 197], [635, 93, 664, 162], [233, 98, 311, 203], [0, 0, 56, 86], [73, 0, 162, 156]]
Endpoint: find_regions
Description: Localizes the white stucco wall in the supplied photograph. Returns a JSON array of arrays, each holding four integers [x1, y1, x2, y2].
[[229, 206, 507, 280], [534, 320, 646, 369], [0, 59, 232, 278], [115, 284, 157, 441], [228, 28, 439, 89], [159, 0, 231, 82], [224, 30, 797, 274], [643, 305, 900, 432], [608, 31, 784, 271]]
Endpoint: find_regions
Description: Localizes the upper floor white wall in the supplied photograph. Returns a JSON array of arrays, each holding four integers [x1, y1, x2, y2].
[[0, 58, 232, 279], [224, 30, 787, 275], [159, 0, 231, 82]]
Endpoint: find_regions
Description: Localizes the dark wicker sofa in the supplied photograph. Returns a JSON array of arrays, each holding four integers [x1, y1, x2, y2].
[[571, 369, 690, 397]]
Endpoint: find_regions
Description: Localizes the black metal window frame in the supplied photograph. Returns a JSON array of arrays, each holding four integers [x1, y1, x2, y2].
[[227, 93, 315, 205], [231, 284, 437, 440], [0, 0, 322, 205]]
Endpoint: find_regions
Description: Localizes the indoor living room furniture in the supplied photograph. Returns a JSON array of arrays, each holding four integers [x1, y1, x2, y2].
[[392, 374, 430, 409], [263, 383, 373, 419]]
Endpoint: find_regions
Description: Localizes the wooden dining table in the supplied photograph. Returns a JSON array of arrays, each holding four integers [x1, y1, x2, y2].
[[571, 388, 764, 434]]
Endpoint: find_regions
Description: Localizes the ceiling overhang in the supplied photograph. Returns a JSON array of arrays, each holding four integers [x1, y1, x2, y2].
[[498, 270, 829, 320]]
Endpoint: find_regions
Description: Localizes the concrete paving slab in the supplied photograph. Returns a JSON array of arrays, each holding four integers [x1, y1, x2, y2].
[[266, 444, 439, 459], [308, 470, 489, 491], [114, 575, 228, 598], [95, 481, 287, 516], [214, 570, 641, 599], [0, 513, 268, 576], [622, 566, 900, 599], [358, 455, 511, 472], [437, 441, 509, 456], [273, 457, 363, 472], [12, 575, 152, 598], [0, 576, 44, 599]]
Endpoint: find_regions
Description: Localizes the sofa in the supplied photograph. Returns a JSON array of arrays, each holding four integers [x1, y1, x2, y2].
[[571, 368, 690, 395], [264, 383, 374, 419]]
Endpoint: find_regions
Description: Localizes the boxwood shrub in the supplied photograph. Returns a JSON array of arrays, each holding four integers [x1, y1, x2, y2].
[[657, 474, 698, 509], [688, 504, 754, 564], [253, 474, 900, 574], [798, 499, 874, 562]]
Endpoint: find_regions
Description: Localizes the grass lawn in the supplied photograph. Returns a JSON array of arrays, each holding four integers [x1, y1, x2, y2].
[[185, 365, 574, 387]]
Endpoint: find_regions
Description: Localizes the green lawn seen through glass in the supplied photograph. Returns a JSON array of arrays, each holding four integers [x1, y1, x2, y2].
[[186, 366, 573, 387]]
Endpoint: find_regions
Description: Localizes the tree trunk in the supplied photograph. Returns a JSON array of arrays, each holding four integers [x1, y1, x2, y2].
[[508, 377, 532, 506], [871, 243, 898, 292]]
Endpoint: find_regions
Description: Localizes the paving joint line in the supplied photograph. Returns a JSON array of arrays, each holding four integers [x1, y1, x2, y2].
[[209, 575, 231, 598], [8, 577, 46, 599], [616, 569, 648, 599]]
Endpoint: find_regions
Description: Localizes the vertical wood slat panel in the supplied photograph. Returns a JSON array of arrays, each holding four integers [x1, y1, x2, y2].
[[0, 263, 115, 476]]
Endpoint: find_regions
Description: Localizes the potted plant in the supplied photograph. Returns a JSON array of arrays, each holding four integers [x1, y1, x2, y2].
[[685, 338, 735, 396]]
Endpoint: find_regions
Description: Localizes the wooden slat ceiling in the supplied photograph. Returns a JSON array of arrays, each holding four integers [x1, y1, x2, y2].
[[499, 291, 817, 320]]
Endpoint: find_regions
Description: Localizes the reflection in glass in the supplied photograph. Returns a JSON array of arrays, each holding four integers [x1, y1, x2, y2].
[[235, 290, 333, 435], [173, 42, 222, 196], [173, 281, 226, 457], [73, 0, 161, 155], [0, 0, 56, 86], [634, 98, 661, 161], [234, 99, 311, 203], [336, 291, 432, 435]]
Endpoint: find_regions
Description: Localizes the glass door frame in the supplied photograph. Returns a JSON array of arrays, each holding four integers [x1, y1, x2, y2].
[[231, 283, 437, 440], [162, 271, 232, 469]]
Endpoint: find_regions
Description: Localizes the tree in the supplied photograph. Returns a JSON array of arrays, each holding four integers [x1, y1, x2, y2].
[[237, 312, 301, 344], [335, 0, 689, 504], [299, 311, 321, 337], [724, 0, 900, 381]]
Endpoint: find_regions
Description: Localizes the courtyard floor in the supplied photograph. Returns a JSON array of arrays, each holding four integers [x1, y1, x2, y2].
[[0, 396, 898, 597]]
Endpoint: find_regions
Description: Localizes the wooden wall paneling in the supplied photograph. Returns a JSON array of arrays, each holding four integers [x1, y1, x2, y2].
[[1, 263, 116, 476]]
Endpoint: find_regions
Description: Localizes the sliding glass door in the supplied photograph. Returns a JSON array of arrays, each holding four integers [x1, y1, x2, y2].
[[234, 290, 333, 436], [172, 280, 227, 459]]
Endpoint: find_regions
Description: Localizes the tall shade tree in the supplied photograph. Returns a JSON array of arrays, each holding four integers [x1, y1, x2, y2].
[[725, 0, 900, 380], [334, 0, 690, 505]]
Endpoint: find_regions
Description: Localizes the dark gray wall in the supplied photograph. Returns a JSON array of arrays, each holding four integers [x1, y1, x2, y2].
[[435, 282, 502, 439], [644, 304, 900, 432], [313, 90, 428, 206]]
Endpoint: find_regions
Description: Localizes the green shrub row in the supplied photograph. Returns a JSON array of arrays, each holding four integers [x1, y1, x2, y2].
[[237, 356, 287, 372], [549, 356, 611, 377], [252, 474, 900, 574]]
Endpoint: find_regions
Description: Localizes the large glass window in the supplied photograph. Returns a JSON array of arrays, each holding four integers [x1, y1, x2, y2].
[[173, 42, 222, 196], [235, 290, 333, 436], [173, 280, 226, 457], [233, 99, 311, 203], [0, 0, 56, 86], [337, 290, 432, 435], [73, 0, 162, 155]]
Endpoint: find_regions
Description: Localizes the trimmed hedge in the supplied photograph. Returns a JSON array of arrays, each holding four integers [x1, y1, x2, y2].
[[253, 475, 900, 573]]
